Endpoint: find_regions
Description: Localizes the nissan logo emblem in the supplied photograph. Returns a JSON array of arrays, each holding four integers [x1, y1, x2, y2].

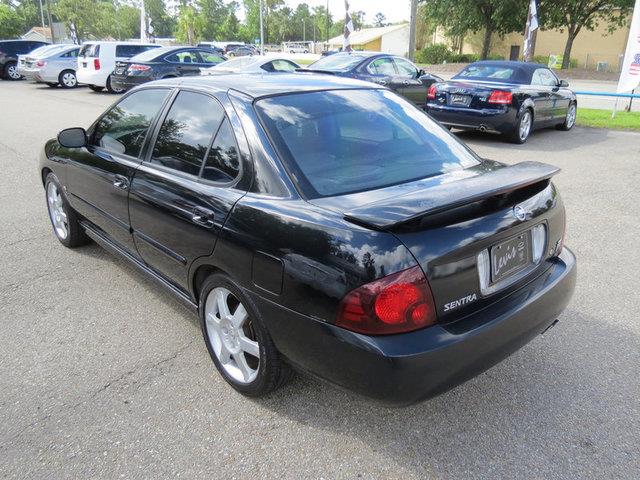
[[513, 205, 527, 221]]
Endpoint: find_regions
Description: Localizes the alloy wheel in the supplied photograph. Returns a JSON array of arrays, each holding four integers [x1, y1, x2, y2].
[[7, 64, 20, 80], [566, 104, 576, 128], [205, 287, 260, 384], [46, 182, 68, 239], [519, 111, 532, 141]]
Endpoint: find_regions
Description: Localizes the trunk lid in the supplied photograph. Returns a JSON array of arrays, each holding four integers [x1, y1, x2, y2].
[[433, 80, 517, 109], [310, 161, 565, 322]]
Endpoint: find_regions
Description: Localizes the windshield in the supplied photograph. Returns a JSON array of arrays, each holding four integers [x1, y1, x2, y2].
[[454, 64, 524, 84], [256, 89, 479, 198], [308, 53, 367, 72]]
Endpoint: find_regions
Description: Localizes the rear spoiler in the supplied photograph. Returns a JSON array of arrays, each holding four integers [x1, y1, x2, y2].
[[344, 161, 560, 230]]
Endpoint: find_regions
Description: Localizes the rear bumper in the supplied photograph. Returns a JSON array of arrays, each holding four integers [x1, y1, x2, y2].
[[253, 247, 576, 405], [77, 69, 107, 87], [426, 103, 517, 133], [109, 74, 152, 91]]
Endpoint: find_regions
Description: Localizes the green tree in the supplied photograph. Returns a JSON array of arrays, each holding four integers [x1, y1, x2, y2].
[[312, 5, 332, 43], [538, 0, 634, 69], [146, 0, 176, 38], [420, 0, 527, 59], [0, 4, 23, 38], [176, 5, 204, 44], [373, 12, 387, 27], [55, 0, 102, 41]]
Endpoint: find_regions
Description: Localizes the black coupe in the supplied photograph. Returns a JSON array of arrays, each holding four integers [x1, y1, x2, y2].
[[425, 61, 577, 143], [40, 74, 576, 405], [305, 51, 442, 108], [109, 46, 226, 92]]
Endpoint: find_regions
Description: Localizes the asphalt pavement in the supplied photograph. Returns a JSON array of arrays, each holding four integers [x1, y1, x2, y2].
[[1, 81, 639, 479]]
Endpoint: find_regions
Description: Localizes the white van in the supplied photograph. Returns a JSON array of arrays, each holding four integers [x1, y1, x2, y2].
[[76, 41, 160, 93]]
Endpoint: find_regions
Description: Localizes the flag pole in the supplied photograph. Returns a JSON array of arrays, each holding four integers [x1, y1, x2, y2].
[[523, 0, 538, 62]]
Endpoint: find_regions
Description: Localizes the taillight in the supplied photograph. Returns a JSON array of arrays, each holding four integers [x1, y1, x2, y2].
[[128, 64, 151, 72], [427, 84, 437, 100], [487, 90, 513, 104], [336, 266, 437, 335], [93, 58, 100, 70], [36, 60, 46, 67]]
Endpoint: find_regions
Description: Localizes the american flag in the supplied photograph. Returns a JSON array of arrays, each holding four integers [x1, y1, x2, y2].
[[630, 53, 640, 75], [343, 0, 354, 52], [523, 0, 538, 61]]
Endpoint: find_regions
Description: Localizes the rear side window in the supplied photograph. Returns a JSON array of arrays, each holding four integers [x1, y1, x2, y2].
[[61, 49, 79, 58], [150, 91, 225, 176], [256, 89, 479, 198], [93, 89, 169, 157], [202, 118, 240, 182], [198, 51, 225, 64], [165, 50, 200, 63]]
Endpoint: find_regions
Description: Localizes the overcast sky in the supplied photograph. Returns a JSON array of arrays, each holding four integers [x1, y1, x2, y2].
[[239, 0, 411, 24]]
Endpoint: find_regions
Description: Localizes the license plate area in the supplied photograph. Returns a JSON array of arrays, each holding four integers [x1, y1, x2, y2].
[[448, 94, 472, 107], [490, 231, 532, 284]]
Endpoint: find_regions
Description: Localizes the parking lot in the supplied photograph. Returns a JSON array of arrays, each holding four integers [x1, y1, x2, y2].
[[1, 81, 639, 479]]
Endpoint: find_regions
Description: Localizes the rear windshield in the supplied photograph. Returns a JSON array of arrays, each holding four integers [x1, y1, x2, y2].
[[79, 44, 99, 57], [308, 54, 367, 72], [130, 47, 170, 62], [256, 89, 479, 198], [454, 64, 525, 84]]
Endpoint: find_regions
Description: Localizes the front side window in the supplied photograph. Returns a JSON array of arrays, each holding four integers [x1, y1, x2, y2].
[[150, 91, 225, 175], [532, 68, 559, 87], [93, 88, 169, 157], [256, 89, 479, 198], [367, 57, 396, 76], [394, 57, 418, 78]]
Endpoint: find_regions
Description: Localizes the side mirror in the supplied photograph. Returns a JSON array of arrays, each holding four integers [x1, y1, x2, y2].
[[559, 79, 569, 88], [57, 127, 87, 148], [417, 68, 425, 77]]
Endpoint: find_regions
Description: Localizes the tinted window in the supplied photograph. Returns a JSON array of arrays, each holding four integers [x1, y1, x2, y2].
[[394, 57, 418, 77], [309, 53, 367, 72], [263, 59, 298, 72], [165, 50, 199, 63], [367, 57, 396, 75], [202, 118, 240, 182], [116, 45, 156, 58], [198, 51, 225, 63], [256, 89, 479, 198], [60, 48, 79, 58], [532, 68, 558, 86], [93, 89, 169, 157], [79, 44, 99, 57], [151, 91, 225, 175]]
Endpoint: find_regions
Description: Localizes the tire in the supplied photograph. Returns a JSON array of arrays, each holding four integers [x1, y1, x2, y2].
[[58, 69, 78, 89], [88, 85, 103, 92], [199, 273, 292, 397], [556, 102, 577, 131], [46, 82, 58, 87], [3, 61, 21, 80], [508, 108, 533, 144], [44, 172, 89, 248], [106, 75, 125, 94]]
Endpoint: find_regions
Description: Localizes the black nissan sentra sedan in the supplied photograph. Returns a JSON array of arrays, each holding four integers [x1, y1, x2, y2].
[[40, 74, 576, 405], [425, 61, 577, 143]]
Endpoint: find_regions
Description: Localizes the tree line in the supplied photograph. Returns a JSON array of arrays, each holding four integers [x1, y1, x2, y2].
[[420, 0, 634, 69], [0, 0, 392, 45]]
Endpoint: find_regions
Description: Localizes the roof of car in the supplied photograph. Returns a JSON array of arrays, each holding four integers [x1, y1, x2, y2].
[[153, 73, 380, 99], [468, 60, 548, 72]]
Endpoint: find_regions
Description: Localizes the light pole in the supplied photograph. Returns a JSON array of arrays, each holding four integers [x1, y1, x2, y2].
[[259, 0, 264, 55], [38, 0, 45, 27], [303, 18, 306, 42]]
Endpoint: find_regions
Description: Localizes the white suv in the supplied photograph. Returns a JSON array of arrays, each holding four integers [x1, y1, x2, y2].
[[77, 41, 160, 93]]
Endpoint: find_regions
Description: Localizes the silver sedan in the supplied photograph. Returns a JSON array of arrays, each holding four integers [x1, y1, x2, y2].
[[23, 45, 81, 88]]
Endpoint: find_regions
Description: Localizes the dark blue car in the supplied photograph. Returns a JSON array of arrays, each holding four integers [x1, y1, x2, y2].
[[305, 51, 442, 108], [425, 61, 577, 143]]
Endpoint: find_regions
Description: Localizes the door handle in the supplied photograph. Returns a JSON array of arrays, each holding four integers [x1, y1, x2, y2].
[[113, 175, 129, 190], [403, 80, 410, 85], [191, 207, 215, 227], [96, 151, 113, 162], [375, 79, 387, 85]]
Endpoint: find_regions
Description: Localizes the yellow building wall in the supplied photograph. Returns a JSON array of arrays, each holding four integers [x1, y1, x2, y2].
[[460, 20, 630, 71], [361, 38, 382, 51]]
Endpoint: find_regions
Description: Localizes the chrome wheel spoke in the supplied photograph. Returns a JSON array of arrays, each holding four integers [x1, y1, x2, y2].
[[231, 303, 247, 329], [239, 334, 259, 358], [218, 342, 232, 363], [233, 352, 253, 382], [216, 289, 231, 319]]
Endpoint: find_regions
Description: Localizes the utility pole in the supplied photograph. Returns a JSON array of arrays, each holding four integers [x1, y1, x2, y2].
[[303, 18, 306, 42], [44, 0, 55, 43], [38, 0, 45, 27], [259, 0, 264, 55], [325, 0, 329, 45], [408, 0, 418, 61]]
